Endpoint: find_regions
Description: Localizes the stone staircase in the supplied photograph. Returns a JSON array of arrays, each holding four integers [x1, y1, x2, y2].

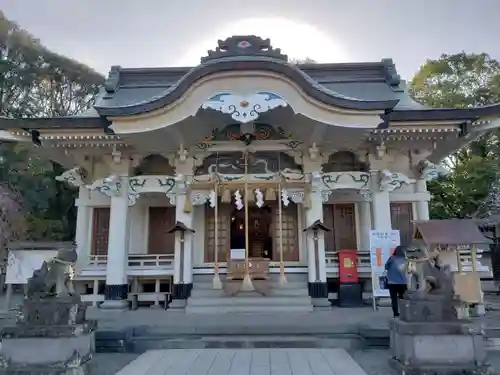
[[185, 273, 314, 314]]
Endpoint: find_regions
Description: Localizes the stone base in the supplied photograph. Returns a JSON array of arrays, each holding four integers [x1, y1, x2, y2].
[[103, 284, 128, 301], [99, 299, 128, 310], [389, 357, 493, 375], [169, 299, 187, 309], [389, 319, 488, 374], [17, 296, 86, 326], [308, 282, 328, 299], [0, 325, 95, 375], [311, 298, 331, 308], [172, 283, 192, 300], [0, 363, 89, 375]]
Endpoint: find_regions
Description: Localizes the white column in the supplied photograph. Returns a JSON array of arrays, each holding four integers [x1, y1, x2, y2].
[[174, 193, 194, 285], [74, 187, 91, 266], [358, 199, 372, 251], [415, 179, 430, 221], [371, 172, 392, 230], [101, 177, 130, 309], [305, 177, 327, 285]]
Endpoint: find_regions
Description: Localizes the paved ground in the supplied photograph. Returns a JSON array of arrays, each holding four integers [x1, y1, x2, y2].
[[108, 349, 369, 375], [88, 349, 500, 375]]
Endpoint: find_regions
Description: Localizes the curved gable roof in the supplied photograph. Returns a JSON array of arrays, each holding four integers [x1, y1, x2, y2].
[[94, 36, 400, 117]]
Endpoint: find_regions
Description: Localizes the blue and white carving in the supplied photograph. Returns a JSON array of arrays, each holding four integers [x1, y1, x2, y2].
[[419, 160, 449, 181], [281, 188, 290, 207], [255, 189, 264, 208], [234, 190, 243, 210], [201, 92, 288, 123], [55, 167, 86, 187], [208, 190, 216, 208]]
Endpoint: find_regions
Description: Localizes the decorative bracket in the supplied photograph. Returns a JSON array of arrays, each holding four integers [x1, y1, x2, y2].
[[201, 92, 288, 123], [417, 160, 449, 181], [55, 167, 86, 188], [379, 170, 415, 192]]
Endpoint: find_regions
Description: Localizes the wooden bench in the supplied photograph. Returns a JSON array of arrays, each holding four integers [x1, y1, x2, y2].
[[128, 292, 172, 310]]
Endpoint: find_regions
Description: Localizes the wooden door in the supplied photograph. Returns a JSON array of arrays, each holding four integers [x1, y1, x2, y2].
[[390, 203, 413, 246], [91, 207, 110, 256], [332, 203, 357, 250], [323, 205, 335, 251], [148, 207, 176, 254], [273, 204, 299, 261], [322, 204, 357, 251], [205, 203, 230, 262]]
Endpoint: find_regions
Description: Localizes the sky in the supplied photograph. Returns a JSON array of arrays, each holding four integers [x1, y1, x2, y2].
[[1, 0, 500, 80]]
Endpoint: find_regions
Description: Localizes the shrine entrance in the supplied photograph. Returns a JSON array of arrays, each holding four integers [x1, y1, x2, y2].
[[230, 206, 274, 260]]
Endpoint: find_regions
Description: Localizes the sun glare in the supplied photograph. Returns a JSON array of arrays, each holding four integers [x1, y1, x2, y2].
[[175, 17, 350, 66]]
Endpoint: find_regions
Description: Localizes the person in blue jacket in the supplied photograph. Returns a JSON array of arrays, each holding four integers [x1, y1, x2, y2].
[[384, 245, 408, 317]]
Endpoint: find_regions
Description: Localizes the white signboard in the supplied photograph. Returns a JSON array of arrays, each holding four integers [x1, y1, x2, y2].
[[369, 230, 400, 298], [6, 250, 57, 284], [230, 248, 246, 261]]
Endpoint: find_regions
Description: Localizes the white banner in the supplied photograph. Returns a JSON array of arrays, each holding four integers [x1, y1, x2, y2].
[[6, 250, 57, 284], [369, 230, 400, 298]]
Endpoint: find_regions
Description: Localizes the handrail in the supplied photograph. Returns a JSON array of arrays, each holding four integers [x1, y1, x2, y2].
[[84, 254, 174, 269]]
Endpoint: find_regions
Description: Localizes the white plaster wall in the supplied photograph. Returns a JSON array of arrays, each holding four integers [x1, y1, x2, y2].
[[128, 203, 146, 254], [192, 205, 205, 266], [83, 191, 175, 256]]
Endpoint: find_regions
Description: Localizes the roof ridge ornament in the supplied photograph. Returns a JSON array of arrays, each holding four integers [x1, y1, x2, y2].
[[201, 35, 288, 63], [104, 65, 121, 96]]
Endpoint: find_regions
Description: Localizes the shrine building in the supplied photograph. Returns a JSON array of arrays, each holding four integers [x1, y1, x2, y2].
[[1, 36, 499, 312]]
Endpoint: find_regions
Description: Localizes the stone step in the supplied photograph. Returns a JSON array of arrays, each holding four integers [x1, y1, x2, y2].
[[190, 287, 309, 298], [185, 304, 314, 314], [129, 335, 363, 353], [187, 296, 312, 307]]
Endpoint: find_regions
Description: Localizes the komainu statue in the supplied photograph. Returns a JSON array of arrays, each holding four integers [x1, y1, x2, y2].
[[402, 240, 458, 321], [26, 248, 78, 299]]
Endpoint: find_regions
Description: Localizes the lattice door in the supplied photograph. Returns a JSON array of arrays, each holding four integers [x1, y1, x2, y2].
[[390, 203, 413, 246], [273, 204, 299, 261], [91, 207, 110, 256], [332, 203, 357, 250], [148, 207, 176, 254], [205, 203, 230, 262]]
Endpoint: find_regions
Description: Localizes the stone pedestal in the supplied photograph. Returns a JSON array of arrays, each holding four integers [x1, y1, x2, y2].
[[390, 296, 490, 374], [389, 320, 489, 375], [0, 296, 96, 374]]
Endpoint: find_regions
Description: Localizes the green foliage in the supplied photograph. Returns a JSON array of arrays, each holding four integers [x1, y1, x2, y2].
[[410, 52, 500, 219], [0, 11, 104, 241]]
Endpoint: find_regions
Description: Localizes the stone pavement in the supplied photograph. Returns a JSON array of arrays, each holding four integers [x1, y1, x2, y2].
[[112, 349, 369, 375]]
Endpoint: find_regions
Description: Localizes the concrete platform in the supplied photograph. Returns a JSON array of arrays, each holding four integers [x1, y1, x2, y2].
[[114, 348, 368, 375]]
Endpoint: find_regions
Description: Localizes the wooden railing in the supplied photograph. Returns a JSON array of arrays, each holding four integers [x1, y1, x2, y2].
[[84, 254, 175, 269]]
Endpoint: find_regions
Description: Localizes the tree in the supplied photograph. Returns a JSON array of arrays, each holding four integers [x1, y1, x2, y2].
[[0, 11, 104, 245], [410, 52, 500, 219]]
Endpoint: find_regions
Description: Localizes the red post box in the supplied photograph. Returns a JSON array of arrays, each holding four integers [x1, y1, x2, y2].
[[338, 249, 359, 284]]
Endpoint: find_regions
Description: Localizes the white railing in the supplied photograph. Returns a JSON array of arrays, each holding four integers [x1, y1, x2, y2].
[[325, 249, 491, 276], [82, 254, 174, 271]]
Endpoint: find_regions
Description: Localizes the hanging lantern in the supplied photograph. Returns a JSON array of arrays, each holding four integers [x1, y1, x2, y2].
[[265, 187, 277, 201], [221, 188, 231, 203]]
